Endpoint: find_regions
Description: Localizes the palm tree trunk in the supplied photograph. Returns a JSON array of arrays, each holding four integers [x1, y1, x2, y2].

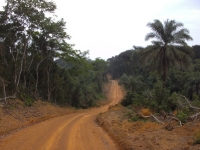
[[162, 47, 168, 85]]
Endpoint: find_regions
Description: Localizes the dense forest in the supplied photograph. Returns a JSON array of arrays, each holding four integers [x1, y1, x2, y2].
[[108, 45, 200, 107], [0, 0, 107, 108], [107, 19, 200, 117]]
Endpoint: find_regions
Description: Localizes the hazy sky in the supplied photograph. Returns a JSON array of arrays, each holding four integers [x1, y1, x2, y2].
[[0, 0, 200, 60]]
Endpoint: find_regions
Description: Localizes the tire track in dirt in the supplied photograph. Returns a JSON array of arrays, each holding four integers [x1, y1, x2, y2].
[[0, 80, 123, 150]]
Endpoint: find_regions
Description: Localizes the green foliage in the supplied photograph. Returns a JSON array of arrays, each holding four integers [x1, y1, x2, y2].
[[152, 79, 169, 104], [121, 91, 135, 106], [125, 112, 146, 122], [119, 73, 146, 95], [121, 78, 178, 112], [176, 110, 189, 123], [121, 91, 150, 108], [105, 20, 199, 120], [129, 115, 147, 122], [0, 0, 108, 109], [191, 99, 200, 108], [55, 57, 107, 108], [194, 133, 200, 144], [193, 45, 200, 59], [20, 93, 34, 107], [151, 78, 172, 111], [107, 50, 142, 79], [130, 116, 141, 122]]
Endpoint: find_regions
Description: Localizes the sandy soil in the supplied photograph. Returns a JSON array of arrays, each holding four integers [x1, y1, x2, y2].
[[0, 80, 123, 150], [97, 104, 200, 150]]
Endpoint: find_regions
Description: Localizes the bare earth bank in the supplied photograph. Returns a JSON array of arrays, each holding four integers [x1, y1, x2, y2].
[[97, 104, 200, 150]]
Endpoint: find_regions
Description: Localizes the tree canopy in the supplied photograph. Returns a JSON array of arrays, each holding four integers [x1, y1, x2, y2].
[[0, 0, 108, 108]]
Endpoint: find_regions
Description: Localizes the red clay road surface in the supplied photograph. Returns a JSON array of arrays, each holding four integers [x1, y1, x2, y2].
[[0, 80, 123, 150]]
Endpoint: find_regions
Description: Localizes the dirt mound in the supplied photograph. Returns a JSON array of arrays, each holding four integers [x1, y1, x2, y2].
[[97, 104, 200, 150], [0, 99, 74, 137]]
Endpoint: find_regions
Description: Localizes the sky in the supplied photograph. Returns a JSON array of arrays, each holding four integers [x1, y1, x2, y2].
[[0, 0, 200, 60]]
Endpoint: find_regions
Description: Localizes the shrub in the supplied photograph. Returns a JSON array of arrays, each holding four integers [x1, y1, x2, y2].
[[150, 81, 178, 112], [130, 116, 141, 122], [20, 93, 34, 107], [121, 91, 135, 106], [194, 133, 200, 144], [176, 111, 189, 123]]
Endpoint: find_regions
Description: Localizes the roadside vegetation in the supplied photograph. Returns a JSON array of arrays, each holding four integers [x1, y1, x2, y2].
[[107, 19, 200, 126], [0, 0, 107, 108]]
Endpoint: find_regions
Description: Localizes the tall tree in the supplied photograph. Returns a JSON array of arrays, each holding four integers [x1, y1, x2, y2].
[[0, 0, 57, 94], [139, 19, 193, 83]]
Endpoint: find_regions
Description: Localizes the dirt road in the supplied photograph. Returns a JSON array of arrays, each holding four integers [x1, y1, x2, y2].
[[0, 80, 123, 150]]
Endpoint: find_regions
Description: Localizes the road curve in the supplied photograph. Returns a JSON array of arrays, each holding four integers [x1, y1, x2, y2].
[[0, 80, 123, 150]]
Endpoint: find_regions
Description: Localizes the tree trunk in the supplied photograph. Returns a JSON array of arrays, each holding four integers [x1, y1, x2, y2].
[[162, 47, 168, 86], [0, 77, 7, 104], [16, 34, 31, 93], [47, 67, 51, 101], [196, 83, 200, 96], [23, 74, 26, 90], [35, 57, 47, 99]]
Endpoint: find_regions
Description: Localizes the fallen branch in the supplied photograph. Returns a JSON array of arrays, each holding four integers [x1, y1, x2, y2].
[[151, 114, 165, 124], [167, 116, 182, 126], [177, 94, 200, 110], [190, 112, 200, 121], [139, 113, 164, 124], [0, 96, 16, 101], [177, 99, 190, 109]]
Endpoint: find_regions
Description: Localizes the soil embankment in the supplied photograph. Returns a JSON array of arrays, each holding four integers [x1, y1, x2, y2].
[[97, 104, 200, 150], [0, 100, 75, 137]]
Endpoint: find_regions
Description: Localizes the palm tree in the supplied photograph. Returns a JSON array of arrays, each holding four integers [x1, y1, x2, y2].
[[140, 19, 193, 83]]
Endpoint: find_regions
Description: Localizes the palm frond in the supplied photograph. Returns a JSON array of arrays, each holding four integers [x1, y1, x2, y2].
[[167, 45, 193, 69], [146, 19, 164, 42], [139, 45, 161, 67], [173, 28, 193, 45], [151, 41, 163, 46]]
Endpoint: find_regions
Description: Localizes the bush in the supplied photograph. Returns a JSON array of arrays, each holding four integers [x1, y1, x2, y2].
[[20, 93, 34, 107], [152, 79, 170, 105], [121, 78, 181, 113], [150, 80, 178, 112], [24, 99, 34, 107], [176, 111, 189, 123], [194, 133, 200, 144], [191, 100, 200, 108], [130, 116, 141, 122], [121, 91, 135, 106]]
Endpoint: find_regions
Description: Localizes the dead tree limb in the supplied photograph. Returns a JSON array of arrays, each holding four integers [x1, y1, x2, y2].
[[167, 116, 182, 126], [177, 94, 200, 110], [190, 112, 200, 121], [0, 96, 16, 101], [151, 114, 165, 124], [139, 113, 164, 124]]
